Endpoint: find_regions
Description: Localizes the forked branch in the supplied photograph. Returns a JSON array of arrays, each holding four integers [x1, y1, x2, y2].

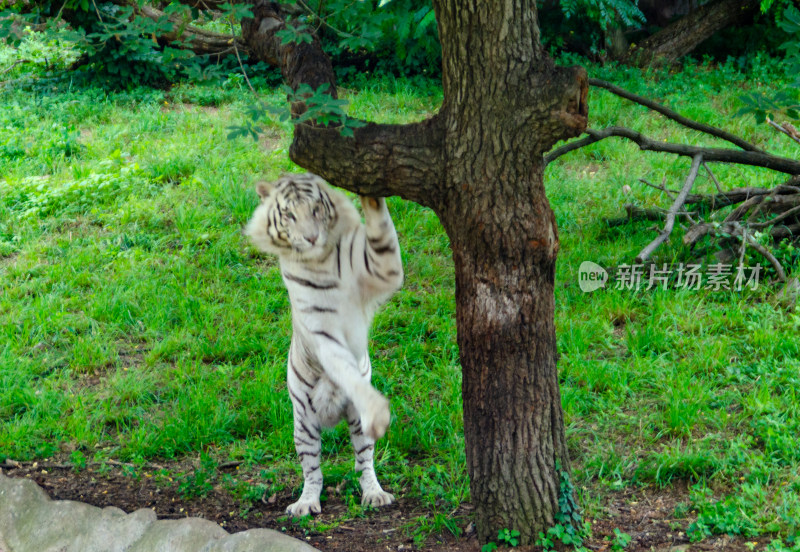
[[635, 154, 703, 263], [682, 221, 788, 282]]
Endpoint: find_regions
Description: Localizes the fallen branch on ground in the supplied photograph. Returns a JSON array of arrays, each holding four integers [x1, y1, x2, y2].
[[635, 154, 703, 263], [571, 80, 800, 279], [680, 221, 788, 282], [605, 204, 699, 227]]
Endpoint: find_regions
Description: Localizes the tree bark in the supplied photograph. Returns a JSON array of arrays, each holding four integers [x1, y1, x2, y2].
[[628, 0, 758, 66], [239, 0, 587, 544]]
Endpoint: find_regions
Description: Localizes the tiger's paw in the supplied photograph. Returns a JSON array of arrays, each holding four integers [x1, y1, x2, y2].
[[286, 498, 321, 517], [362, 489, 395, 508], [362, 393, 390, 441], [359, 196, 384, 211]]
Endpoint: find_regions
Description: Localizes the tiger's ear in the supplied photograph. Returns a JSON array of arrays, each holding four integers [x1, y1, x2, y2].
[[255, 180, 274, 201]]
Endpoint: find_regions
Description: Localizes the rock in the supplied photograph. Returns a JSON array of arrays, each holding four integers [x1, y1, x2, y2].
[[650, 545, 689, 552], [0, 472, 318, 552], [126, 518, 228, 552]]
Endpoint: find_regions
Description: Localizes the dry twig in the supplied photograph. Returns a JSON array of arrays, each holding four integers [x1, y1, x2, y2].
[[545, 126, 800, 175], [635, 154, 703, 263], [767, 119, 800, 146], [551, 78, 800, 279], [588, 78, 763, 152]]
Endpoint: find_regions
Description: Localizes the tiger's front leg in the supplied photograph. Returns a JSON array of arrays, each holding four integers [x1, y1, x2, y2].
[[359, 196, 403, 292], [347, 403, 395, 508]]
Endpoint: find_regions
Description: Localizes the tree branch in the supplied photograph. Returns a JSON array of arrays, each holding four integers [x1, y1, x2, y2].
[[635, 154, 703, 263], [683, 221, 787, 281], [767, 119, 800, 146], [588, 78, 762, 152], [545, 126, 800, 175], [639, 177, 678, 199], [2, 59, 29, 75], [703, 162, 725, 193], [723, 195, 764, 222], [770, 223, 800, 240], [736, 224, 787, 282], [750, 204, 800, 229], [290, 115, 445, 207], [238, 0, 445, 206], [684, 181, 800, 208], [627, 0, 759, 67], [124, 1, 247, 56]]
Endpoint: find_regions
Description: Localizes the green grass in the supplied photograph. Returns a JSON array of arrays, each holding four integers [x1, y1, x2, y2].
[[2, 43, 800, 545]]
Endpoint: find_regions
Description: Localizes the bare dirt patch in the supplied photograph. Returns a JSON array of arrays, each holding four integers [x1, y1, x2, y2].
[[160, 103, 221, 116], [0, 252, 19, 269], [259, 129, 287, 152], [0, 461, 773, 552]]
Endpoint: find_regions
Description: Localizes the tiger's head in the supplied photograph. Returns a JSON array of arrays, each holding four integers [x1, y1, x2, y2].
[[245, 173, 354, 259]]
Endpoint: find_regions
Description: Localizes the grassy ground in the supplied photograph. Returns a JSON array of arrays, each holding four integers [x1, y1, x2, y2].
[[2, 43, 800, 548]]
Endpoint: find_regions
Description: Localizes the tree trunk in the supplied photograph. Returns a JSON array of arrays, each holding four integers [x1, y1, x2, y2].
[[432, 2, 585, 542], [445, 179, 569, 543], [238, 0, 588, 545], [628, 0, 758, 66]]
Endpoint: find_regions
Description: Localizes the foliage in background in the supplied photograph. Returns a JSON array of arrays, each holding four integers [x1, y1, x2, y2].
[[0, 23, 81, 70], [537, 0, 641, 58], [298, 0, 440, 79], [0, 0, 441, 87], [2, 1, 190, 88], [1, 0, 795, 87], [737, 3, 800, 122], [556, 0, 644, 31]]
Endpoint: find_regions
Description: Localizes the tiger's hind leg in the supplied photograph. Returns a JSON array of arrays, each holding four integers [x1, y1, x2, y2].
[[286, 371, 324, 517], [347, 403, 395, 508]]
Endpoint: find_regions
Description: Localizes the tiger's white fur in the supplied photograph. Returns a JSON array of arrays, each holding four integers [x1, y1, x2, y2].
[[244, 173, 403, 517]]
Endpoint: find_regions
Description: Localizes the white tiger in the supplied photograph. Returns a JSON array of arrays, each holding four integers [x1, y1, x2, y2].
[[244, 173, 403, 516]]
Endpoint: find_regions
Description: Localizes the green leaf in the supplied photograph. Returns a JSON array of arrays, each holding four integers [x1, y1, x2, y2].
[[414, 10, 436, 40], [219, 2, 254, 21], [276, 24, 312, 46], [226, 123, 262, 141]]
